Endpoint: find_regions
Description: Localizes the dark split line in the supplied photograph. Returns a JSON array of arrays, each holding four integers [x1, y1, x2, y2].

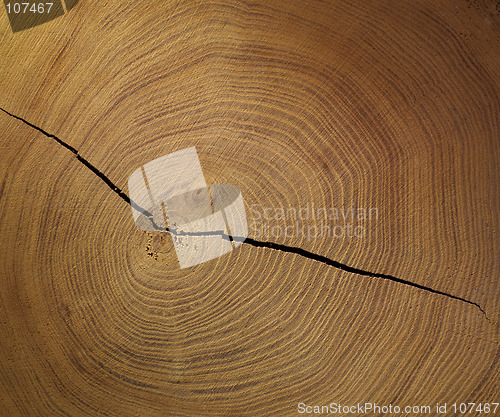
[[0, 107, 147, 215], [239, 237, 488, 316], [0, 107, 487, 318]]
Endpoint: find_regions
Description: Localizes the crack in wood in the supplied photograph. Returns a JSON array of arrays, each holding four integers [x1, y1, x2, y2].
[[0, 106, 488, 319]]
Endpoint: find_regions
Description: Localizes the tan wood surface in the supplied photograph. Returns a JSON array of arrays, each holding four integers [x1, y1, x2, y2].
[[0, 1, 498, 416]]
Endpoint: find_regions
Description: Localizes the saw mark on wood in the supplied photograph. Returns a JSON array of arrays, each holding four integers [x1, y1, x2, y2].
[[0, 106, 488, 319]]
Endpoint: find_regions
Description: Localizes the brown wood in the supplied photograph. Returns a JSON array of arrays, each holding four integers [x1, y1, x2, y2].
[[0, 1, 498, 415]]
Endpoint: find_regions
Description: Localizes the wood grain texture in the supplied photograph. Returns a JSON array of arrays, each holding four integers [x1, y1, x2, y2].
[[0, 0, 498, 416]]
